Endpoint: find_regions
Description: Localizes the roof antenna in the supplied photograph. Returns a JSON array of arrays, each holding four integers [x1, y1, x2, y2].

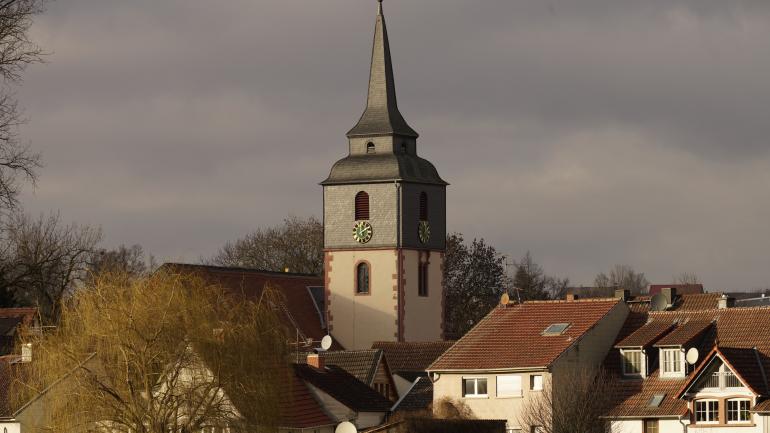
[[377, 0, 383, 15]]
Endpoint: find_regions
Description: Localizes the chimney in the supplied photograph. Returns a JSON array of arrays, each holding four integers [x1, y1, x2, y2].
[[566, 293, 578, 301], [661, 287, 677, 306], [718, 294, 735, 309], [307, 353, 324, 370], [615, 289, 631, 301]]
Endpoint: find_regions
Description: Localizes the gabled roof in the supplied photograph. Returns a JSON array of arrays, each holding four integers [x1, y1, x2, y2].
[[429, 299, 621, 371], [614, 320, 675, 349], [605, 306, 770, 419], [293, 364, 391, 412], [391, 376, 433, 412], [676, 346, 767, 397], [372, 341, 454, 374], [161, 264, 338, 349]]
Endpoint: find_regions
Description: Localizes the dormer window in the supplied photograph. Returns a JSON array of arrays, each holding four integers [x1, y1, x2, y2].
[[366, 142, 376, 154], [621, 349, 644, 377], [660, 348, 684, 377]]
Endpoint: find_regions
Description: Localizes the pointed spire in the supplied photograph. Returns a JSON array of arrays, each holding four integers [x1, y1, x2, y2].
[[347, 0, 418, 138]]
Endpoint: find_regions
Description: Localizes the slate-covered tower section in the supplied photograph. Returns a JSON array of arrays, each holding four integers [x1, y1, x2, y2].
[[321, 0, 447, 350]]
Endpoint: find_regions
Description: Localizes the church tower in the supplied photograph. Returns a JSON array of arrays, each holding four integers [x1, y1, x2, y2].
[[321, 0, 447, 350]]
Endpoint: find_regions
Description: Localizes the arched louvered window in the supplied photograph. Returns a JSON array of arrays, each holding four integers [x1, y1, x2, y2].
[[419, 192, 428, 221], [355, 191, 370, 220], [366, 142, 376, 154], [356, 262, 370, 294]]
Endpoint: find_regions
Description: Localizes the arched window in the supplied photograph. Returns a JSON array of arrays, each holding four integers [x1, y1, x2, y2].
[[366, 142, 376, 154], [401, 142, 408, 153], [419, 192, 428, 221], [356, 262, 370, 294], [418, 261, 428, 297], [355, 191, 370, 220]]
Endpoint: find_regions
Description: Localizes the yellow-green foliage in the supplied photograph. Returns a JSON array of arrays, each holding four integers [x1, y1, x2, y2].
[[13, 270, 290, 433]]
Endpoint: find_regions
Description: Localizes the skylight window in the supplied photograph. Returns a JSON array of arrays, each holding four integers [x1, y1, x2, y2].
[[648, 394, 666, 408], [543, 323, 570, 335]]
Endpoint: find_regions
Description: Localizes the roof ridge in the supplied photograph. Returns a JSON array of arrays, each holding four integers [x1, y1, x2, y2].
[[521, 297, 619, 304], [162, 262, 320, 278]]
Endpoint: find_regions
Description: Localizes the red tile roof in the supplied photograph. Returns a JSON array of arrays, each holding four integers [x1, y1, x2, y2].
[[654, 320, 712, 347], [280, 375, 335, 429], [614, 320, 675, 348], [429, 299, 621, 371], [606, 306, 770, 418], [753, 399, 770, 413], [161, 264, 335, 348], [371, 341, 454, 374]]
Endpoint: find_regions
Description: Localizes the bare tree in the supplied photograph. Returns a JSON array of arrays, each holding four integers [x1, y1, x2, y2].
[[87, 243, 155, 281], [594, 265, 649, 295], [672, 272, 700, 285], [0, 212, 101, 323], [13, 270, 291, 433], [0, 0, 46, 211], [519, 368, 614, 433], [210, 215, 323, 275]]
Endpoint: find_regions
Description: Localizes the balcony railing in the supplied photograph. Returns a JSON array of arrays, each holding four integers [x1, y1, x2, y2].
[[703, 372, 741, 389]]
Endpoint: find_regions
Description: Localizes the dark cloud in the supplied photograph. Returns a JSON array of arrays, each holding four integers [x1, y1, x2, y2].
[[15, 0, 770, 290]]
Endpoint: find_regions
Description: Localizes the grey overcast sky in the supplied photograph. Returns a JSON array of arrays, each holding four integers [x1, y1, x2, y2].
[[15, 0, 770, 290]]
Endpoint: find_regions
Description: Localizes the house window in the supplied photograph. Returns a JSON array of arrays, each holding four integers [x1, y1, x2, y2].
[[506, 430, 522, 433], [419, 192, 428, 221], [621, 349, 643, 376], [418, 261, 428, 297], [462, 377, 488, 397], [356, 262, 370, 294], [497, 375, 522, 398], [695, 400, 719, 424], [643, 419, 659, 433], [530, 375, 543, 391], [727, 399, 751, 423], [366, 142, 375, 154], [543, 323, 570, 335], [530, 427, 544, 433], [661, 348, 682, 376]]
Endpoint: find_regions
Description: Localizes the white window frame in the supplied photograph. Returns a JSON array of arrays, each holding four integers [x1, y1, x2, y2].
[[726, 398, 751, 424], [530, 374, 544, 391], [496, 375, 522, 398], [621, 349, 644, 377], [694, 399, 719, 424], [660, 348, 684, 377], [462, 377, 488, 398]]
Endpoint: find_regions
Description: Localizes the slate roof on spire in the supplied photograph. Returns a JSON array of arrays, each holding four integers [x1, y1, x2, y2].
[[347, 0, 418, 138]]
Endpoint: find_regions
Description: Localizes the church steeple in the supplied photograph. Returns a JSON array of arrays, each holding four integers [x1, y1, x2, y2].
[[347, 0, 418, 138]]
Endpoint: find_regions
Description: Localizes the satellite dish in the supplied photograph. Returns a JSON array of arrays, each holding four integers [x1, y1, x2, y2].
[[335, 421, 357, 433], [650, 293, 668, 312], [500, 292, 510, 305], [320, 335, 333, 351], [686, 347, 699, 365]]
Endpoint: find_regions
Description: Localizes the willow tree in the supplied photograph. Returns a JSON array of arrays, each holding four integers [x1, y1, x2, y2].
[[13, 270, 291, 433]]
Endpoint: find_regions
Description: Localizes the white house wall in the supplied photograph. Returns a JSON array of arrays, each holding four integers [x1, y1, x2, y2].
[[610, 416, 769, 433]]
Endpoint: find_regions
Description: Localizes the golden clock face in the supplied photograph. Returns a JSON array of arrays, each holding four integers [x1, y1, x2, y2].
[[353, 221, 373, 243], [418, 220, 431, 244]]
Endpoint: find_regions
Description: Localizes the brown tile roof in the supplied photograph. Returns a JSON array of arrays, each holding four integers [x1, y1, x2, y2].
[[717, 347, 768, 395], [430, 299, 621, 371], [605, 306, 770, 418], [672, 293, 721, 311], [654, 320, 712, 347], [615, 319, 675, 348], [371, 341, 454, 374], [162, 264, 336, 348], [753, 399, 770, 413], [293, 363, 392, 412], [297, 349, 383, 385], [280, 375, 335, 429]]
